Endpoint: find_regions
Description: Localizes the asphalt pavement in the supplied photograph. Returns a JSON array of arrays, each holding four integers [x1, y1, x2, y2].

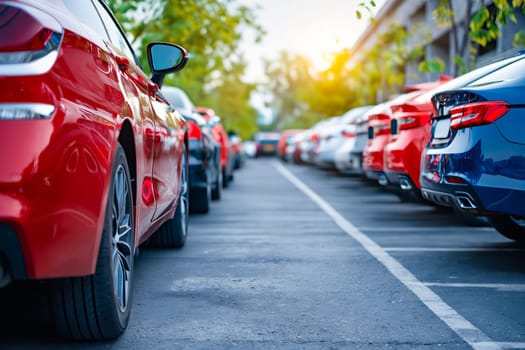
[[1, 157, 524, 349]]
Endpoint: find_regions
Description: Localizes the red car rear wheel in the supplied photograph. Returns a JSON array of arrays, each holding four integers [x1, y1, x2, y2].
[[50, 144, 134, 340]]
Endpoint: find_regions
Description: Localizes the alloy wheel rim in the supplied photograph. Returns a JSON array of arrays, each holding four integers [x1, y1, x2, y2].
[[111, 164, 133, 312]]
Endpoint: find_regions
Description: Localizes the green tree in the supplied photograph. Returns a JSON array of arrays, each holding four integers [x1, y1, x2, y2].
[[307, 50, 361, 118], [433, 0, 525, 75], [350, 22, 424, 103], [203, 59, 259, 140], [263, 52, 316, 129], [262, 21, 424, 129], [107, 0, 380, 134]]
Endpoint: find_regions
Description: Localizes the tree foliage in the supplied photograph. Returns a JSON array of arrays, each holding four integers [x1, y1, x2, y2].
[[263, 52, 316, 129], [356, 0, 378, 19], [107, 0, 524, 134], [202, 60, 259, 139], [263, 21, 423, 130], [433, 0, 525, 75], [108, 0, 264, 139]]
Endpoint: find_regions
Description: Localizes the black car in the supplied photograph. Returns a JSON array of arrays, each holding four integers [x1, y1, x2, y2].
[[161, 86, 221, 213]]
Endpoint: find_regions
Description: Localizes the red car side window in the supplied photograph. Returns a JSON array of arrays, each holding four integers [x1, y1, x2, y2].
[[63, 0, 109, 41], [93, 0, 138, 64]]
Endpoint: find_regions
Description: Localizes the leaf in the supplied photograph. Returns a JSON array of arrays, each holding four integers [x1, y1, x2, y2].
[[356, 10, 362, 19], [513, 30, 525, 46], [419, 58, 445, 73], [453, 54, 468, 75]]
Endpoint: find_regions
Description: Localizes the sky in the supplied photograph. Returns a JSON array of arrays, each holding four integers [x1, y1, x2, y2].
[[238, 0, 386, 83], [236, 0, 385, 121]]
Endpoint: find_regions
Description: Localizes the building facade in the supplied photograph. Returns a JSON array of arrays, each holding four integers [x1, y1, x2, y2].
[[349, 0, 525, 100]]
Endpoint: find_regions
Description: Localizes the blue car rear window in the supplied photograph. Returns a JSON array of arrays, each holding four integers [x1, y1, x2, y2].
[[467, 57, 525, 87]]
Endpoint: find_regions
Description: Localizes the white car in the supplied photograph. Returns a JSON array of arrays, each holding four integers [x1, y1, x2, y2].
[[334, 105, 376, 175], [243, 140, 257, 158], [316, 106, 373, 169]]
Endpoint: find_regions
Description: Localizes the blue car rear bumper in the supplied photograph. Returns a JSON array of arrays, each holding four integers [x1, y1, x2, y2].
[[421, 121, 525, 217]]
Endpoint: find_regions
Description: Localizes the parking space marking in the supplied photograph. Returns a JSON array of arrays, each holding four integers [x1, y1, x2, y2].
[[385, 247, 523, 252], [360, 227, 495, 232], [275, 162, 502, 350], [423, 283, 525, 292], [481, 343, 525, 349]]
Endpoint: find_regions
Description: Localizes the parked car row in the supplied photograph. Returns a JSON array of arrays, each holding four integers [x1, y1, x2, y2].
[[281, 52, 525, 242], [0, 0, 244, 341], [161, 86, 243, 214]]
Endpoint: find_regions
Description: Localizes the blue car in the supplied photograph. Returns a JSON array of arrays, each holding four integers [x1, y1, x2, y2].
[[420, 53, 525, 241]]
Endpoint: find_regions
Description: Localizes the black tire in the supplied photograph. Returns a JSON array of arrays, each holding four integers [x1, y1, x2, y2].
[[211, 170, 222, 200], [396, 189, 423, 204], [190, 185, 210, 214], [149, 146, 189, 248], [222, 167, 229, 188], [490, 215, 525, 241], [453, 207, 489, 227], [50, 144, 134, 340], [234, 156, 241, 169]]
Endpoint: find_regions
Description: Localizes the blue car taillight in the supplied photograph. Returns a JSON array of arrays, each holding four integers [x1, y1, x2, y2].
[[449, 101, 510, 130]]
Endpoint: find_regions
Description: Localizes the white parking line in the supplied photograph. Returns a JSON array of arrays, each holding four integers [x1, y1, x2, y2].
[[385, 247, 523, 252], [489, 343, 525, 349], [275, 162, 502, 350], [423, 283, 525, 292], [360, 227, 495, 232]]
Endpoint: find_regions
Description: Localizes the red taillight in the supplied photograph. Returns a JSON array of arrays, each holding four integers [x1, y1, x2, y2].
[[449, 101, 509, 130], [369, 113, 389, 126], [398, 117, 418, 130], [342, 130, 356, 138], [397, 112, 431, 130], [445, 176, 468, 184], [0, 4, 62, 70], [187, 120, 202, 140], [369, 113, 390, 136], [0, 5, 58, 52]]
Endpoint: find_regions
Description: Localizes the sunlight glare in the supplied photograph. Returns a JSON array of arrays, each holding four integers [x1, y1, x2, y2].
[[309, 37, 344, 71]]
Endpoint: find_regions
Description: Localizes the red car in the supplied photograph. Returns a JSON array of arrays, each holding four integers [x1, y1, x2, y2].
[[364, 80, 449, 186], [161, 88, 220, 212], [362, 102, 393, 184], [0, 0, 189, 339], [196, 107, 234, 189], [277, 129, 303, 161], [383, 93, 433, 197], [228, 130, 245, 169]]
